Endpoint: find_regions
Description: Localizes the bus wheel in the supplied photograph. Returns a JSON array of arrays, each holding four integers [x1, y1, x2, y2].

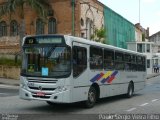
[[126, 82, 134, 98], [84, 86, 97, 108]]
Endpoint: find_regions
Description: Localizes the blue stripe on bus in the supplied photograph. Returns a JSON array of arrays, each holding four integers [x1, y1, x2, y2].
[[90, 74, 101, 83], [101, 77, 110, 84], [112, 71, 118, 76]]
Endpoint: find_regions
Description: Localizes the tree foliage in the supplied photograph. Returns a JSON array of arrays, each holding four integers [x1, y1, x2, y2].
[[91, 27, 106, 43]]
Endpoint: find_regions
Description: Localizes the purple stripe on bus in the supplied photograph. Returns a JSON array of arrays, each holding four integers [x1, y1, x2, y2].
[[112, 71, 118, 76], [90, 74, 101, 83], [101, 76, 110, 84]]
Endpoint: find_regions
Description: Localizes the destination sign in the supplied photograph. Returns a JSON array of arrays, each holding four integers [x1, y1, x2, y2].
[[24, 36, 64, 44]]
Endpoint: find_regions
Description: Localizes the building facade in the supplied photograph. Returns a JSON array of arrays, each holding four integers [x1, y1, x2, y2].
[[80, 0, 104, 40], [135, 23, 150, 42], [0, 0, 104, 54], [104, 6, 135, 49], [149, 31, 160, 53]]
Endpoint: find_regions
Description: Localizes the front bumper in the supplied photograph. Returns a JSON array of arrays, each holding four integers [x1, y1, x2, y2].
[[19, 87, 71, 103]]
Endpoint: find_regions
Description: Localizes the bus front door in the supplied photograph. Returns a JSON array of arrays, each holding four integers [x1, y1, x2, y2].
[[72, 42, 89, 102]]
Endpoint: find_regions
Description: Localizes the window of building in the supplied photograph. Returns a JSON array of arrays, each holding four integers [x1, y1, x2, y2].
[[81, 18, 84, 26], [90, 46, 103, 69], [81, 32, 85, 38], [10, 20, 18, 36], [48, 17, 56, 34], [73, 46, 87, 77], [146, 44, 150, 53], [0, 21, 7, 37], [36, 18, 44, 35], [137, 43, 145, 53], [86, 18, 94, 40], [104, 49, 114, 70]]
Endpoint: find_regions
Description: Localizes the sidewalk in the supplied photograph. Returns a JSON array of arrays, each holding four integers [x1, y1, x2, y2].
[[146, 73, 160, 79], [0, 77, 19, 86]]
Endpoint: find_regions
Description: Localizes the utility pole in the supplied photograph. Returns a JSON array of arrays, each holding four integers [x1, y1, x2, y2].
[[139, 0, 141, 23]]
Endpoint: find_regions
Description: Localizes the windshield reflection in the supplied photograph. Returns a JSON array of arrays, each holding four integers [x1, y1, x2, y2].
[[21, 46, 71, 78]]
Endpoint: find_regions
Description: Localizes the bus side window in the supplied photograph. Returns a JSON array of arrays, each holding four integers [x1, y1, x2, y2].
[[115, 52, 124, 70], [73, 46, 87, 77], [124, 54, 131, 71], [104, 49, 114, 70], [90, 46, 103, 70]]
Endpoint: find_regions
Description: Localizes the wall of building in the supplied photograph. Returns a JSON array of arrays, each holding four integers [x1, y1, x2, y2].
[[104, 6, 135, 49], [0, 0, 81, 47], [80, 0, 104, 39], [0, 0, 105, 47], [0, 66, 20, 79], [149, 31, 160, 53], [135, 28, 142, 42]]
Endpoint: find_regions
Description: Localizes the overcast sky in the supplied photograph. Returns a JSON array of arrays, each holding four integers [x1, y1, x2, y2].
[[99, 0, 160, 36]]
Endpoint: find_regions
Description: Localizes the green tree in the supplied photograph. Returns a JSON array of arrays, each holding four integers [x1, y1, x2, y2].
[[91, 27, 106, 43], [0, 0, 51, 47]]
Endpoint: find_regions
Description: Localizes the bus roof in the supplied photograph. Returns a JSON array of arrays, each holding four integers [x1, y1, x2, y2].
[[64, 35, 146, 57]]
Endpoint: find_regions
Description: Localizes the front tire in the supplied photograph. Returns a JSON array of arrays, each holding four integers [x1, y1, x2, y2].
[[84, 86, 97, 108]]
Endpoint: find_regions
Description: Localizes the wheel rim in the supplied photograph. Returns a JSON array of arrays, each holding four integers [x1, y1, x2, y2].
[[88, 89, 96, 104], [129, 86, 133, 96]]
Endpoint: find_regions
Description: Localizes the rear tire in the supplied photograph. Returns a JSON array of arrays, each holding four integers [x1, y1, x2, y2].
[[84, 86, 97, 108], [126, 82, 134, 98]]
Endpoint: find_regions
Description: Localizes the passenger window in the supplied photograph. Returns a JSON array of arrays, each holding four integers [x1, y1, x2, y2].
[[124, 54, 131, 71], [130, 55, 137, 71], [142, 57, 146, 71], [115, 52, 124, 70], [137, 56, 146, 71], [104, 49, 114, 70], [73, 46, 87, 77], [90, 46, 103, 69]]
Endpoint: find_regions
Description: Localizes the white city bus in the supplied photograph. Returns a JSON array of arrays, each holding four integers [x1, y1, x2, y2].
[[20, 35, 146, 108]]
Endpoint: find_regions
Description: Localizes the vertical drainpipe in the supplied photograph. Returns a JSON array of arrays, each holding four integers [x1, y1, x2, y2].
[[72, 0, 75, 36]]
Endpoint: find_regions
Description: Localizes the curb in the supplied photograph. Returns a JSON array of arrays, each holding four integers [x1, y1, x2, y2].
[[146, 74, 160, 79]]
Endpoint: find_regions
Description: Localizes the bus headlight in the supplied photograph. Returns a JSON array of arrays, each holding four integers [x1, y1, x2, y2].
[[55, 86, 67, 93], [20, 83, 27, 89], [20, 78, 27, 89]]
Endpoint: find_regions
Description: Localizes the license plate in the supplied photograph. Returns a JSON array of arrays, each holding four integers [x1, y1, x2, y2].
[[36, 92, 45, 96]]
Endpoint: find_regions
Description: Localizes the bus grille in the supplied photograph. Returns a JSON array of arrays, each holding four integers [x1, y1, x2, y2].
[[27, 77, 58, 83], [29, 86, 55, 91]]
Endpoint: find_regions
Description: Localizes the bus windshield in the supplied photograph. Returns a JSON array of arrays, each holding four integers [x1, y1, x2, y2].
[[21, 46, 71, 78]]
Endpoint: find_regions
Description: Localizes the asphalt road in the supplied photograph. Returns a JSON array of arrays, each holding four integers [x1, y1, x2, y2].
[[0, 76, 160, 120]]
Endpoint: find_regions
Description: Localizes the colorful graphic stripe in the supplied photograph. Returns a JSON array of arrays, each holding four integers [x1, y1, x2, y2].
[[90, 72, 104, 83], [90, 71, 118, 84], [107, 71, 118, 83]]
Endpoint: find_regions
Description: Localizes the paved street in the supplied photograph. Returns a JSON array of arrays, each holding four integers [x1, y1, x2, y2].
[[0, 75, 160, 119]]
